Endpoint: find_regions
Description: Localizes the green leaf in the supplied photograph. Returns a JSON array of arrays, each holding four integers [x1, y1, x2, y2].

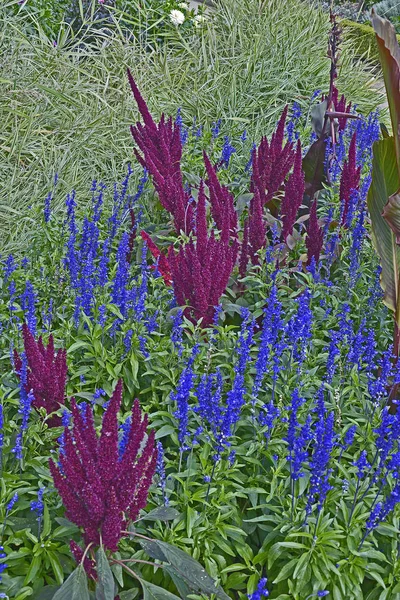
[[310, 99, 329, 137], [111, 552, 124, 588], [53, 566, 90, 600], [140, 538, 168, 562], [96, 547, 115, 600], [302, 137, 327, 200], [367, 136, 400, 318], [141, 507, 180, 522], [139, 580, 181, 600], [165, 566, 192, 600], [141, 540, 230, 600], [119, 592, 139, 600], [47, 552, 65, 585], [272, 558, 298, 584], [372, 12, 400, 175], [42, 503, 52, 538], [24, 555, 42, 585], [16, 588, 34, 600], [32, 586, 61, 600], [154, 425, 176, 440]]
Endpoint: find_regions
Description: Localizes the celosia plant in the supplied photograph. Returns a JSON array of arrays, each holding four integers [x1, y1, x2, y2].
[[14, 323, 67, 426], [251, 106, 295, 208], [332, 84, 352, 131], [246, 187, 266, 264], [306, 199, 324, 265], [168, 181, 238, 326], [141, 229, 172, 285], [128, 69, 194, 235], [340, 132, 361, 226], [280, 140, 305, 240], [49, 380, 157, 551], [203, 151, 238, 236]]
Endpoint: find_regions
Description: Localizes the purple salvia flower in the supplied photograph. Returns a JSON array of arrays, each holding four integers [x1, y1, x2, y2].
[[172, 345, 199, 452], [220, 136, 236, 167], [112, 232, 130, 317], [20, 281, 37, 336], [248, 577, 269, 599], [171, 310, 184, 356]]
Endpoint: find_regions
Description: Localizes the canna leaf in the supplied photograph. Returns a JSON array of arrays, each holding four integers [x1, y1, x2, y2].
[[372, 11, 400, 177], [367, 137, 400, 319], [302, 137, 327, 201]]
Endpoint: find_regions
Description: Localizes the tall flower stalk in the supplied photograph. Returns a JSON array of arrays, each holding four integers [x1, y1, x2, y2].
[[49, 381, 157, 551]]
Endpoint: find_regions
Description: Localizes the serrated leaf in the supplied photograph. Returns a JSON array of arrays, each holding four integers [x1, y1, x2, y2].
[[53, 566, 90, 600], [96, 547, 115, 600]]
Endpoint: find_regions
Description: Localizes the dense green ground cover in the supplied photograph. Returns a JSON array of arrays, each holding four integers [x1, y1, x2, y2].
[[2, 2, 400, 600], [0, 0, 382, 252]]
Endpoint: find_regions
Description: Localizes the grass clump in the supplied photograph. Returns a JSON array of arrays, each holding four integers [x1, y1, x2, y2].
[[0, 0, 382, 252]]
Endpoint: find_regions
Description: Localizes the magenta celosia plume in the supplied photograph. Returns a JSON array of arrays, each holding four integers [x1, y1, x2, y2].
[[141, 230, 172, 285], [128, 69, 193, 234], [340, 133, 361, 226], [203, 151, 238, 236], [70, 540, 97, 580], [332, 84, 352, 131], [306, 199, 324, 265], [239, 219, 250, 279], [280, 140, 305, 240], [168, 181, 238, 327], [49, 381, 157, 552], [247, 187, 267, 264], [14, 323, 67, 426], [251, 106, 295, 207]]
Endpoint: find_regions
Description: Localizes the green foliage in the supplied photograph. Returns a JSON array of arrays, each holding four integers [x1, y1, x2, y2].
[[374, 0, 400, 20], [0, 3, 399, 600], [368, 13, 400, 349], [0, 0, 383, 254], [3, 0, 206, 39]]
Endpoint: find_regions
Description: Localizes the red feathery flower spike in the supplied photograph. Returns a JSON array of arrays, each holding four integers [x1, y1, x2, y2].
[[251, 106, 295, 207], [128, 69, 193, 234], [340, 133, 361, 226], [203, 151, 238, 237], [280, 140, 305, 241], [168, 181, 238, 327], [140, 230, 172, 285], [306, 199, 324, 266], [14, 323, 67, 426], [50, 381, 157, 551]]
